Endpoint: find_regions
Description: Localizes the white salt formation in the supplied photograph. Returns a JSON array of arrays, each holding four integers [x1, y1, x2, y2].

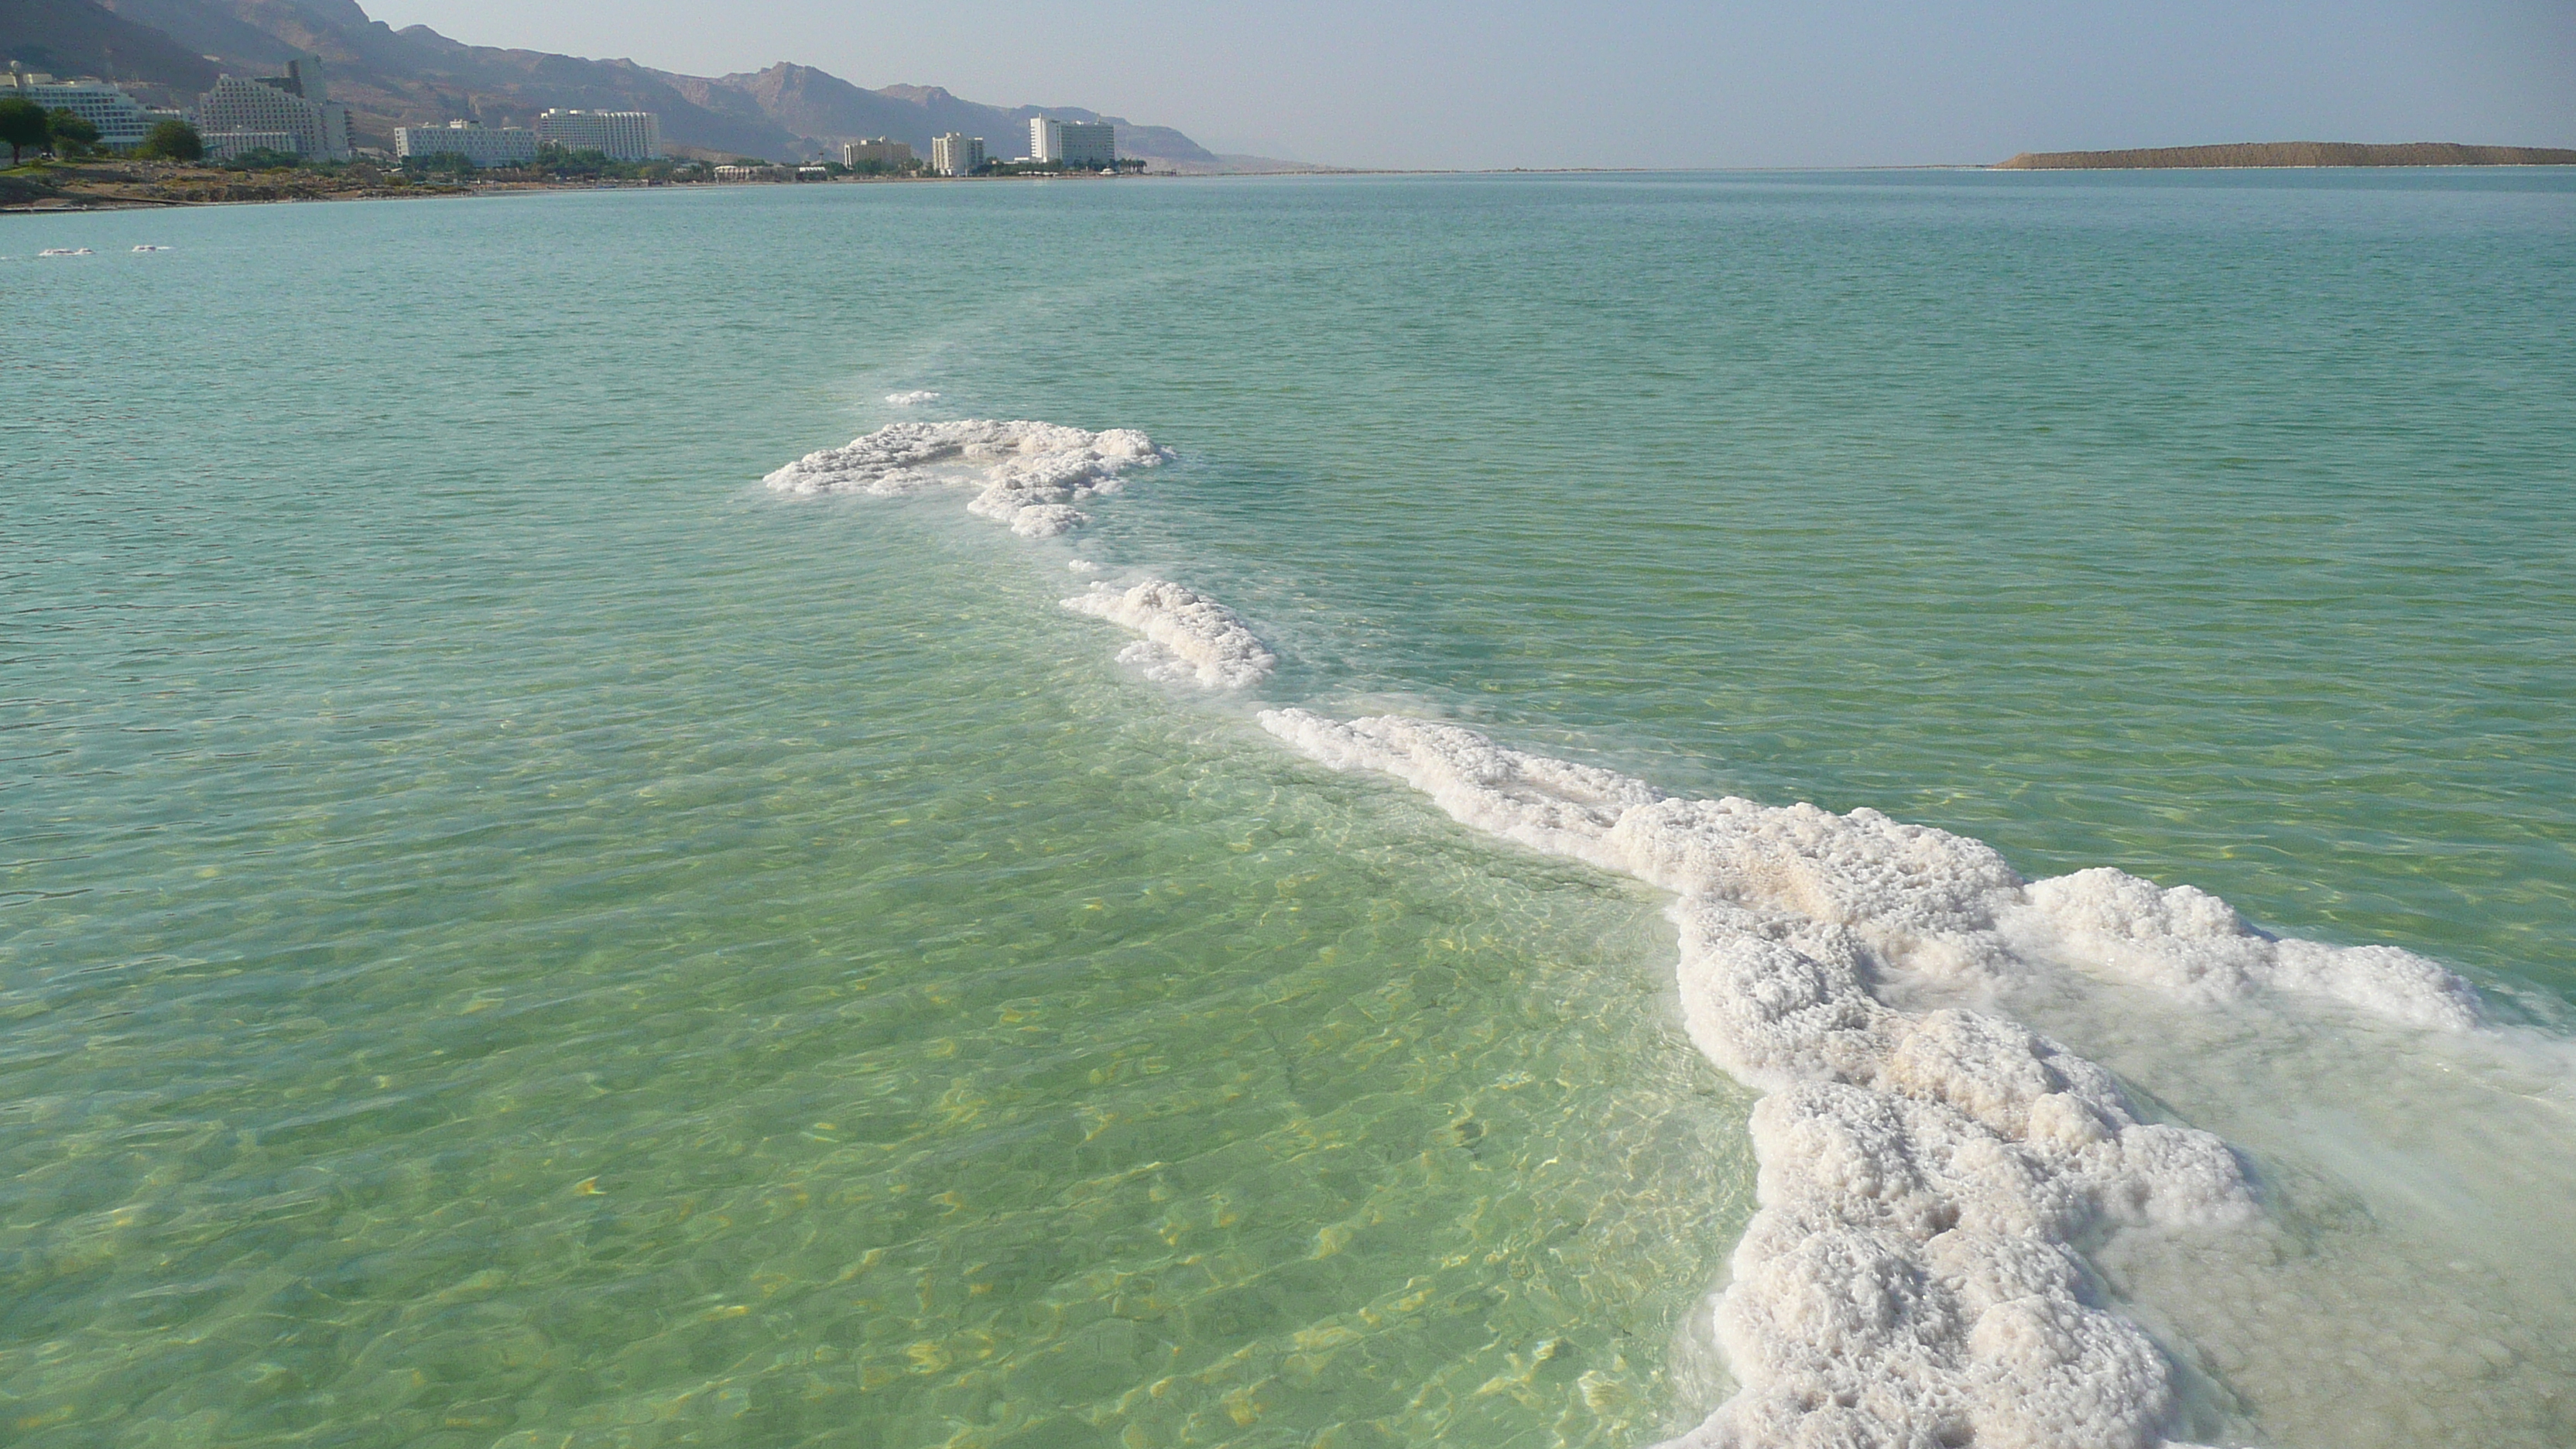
[[1255, 708, 2489, 1449], [2004, 870, 2482, 1031], [766, 423, 1276, 686], [1062, 578, 1277, 690], [885, 389, 941, 406], [765, 420, 2544, 1445], [1255, 714, 2476, 1033], [764, 420, 1167, 537]]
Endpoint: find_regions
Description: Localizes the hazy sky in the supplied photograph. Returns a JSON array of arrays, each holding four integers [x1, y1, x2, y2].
[[362, 0, 2576, 168]]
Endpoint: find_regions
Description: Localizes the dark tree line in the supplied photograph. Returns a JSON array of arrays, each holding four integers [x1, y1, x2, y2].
[[139, 121, 203, 161]]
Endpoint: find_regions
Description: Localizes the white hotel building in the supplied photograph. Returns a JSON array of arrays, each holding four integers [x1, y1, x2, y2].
[[533, 109, 661, 161], [394, 122, 540, 167], [842, 137, 913, 167], [2, 70, 170, 149], [930, 133, 985, 176], [1029, 117, 1115, 168], [194, 57, 352, 162]]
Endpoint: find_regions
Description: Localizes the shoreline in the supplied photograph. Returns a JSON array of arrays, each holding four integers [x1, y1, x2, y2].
[[11, 158, 2572, 214], [1998, 140, 2576, 170]]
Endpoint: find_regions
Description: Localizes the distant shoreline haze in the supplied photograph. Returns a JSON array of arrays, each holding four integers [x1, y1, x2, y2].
[[4, 0, 1310, 169], [20, 2, 2576, 169], [1998, 141, 2576, 169]]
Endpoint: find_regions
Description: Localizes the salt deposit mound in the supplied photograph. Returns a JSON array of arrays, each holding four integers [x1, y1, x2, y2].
[[1257, 708, 2486, 1449], [764, 420, 1167, 538], [1062, 578, 1276, 690]]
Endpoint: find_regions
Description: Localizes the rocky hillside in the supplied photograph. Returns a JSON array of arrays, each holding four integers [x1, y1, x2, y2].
[[1, 0, 219, 97], [7, 0, 1238, 166], [1998, 142, 2576, 169], [701, 64, 1220, 171]]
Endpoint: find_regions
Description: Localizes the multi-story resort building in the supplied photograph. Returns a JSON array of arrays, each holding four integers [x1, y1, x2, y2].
[[930, 133, 985, 176], [1058, 122, 1115, 168], [200, 130, 300, 163], [1029, 117, 1115, 167], [2, 70, 171, 149], [194, 57, 351, 162], [534, 109, 661, 161], [393, 122, 540, 167], [841, 138, 914, 167]]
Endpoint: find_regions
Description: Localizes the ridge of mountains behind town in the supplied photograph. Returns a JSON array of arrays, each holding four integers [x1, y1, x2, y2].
[[2, 0, 1303, 170]]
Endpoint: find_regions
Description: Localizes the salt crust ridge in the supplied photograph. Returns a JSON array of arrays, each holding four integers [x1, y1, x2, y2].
[[1061, 579, 1277, 690], [1255, 709, 2487, 1449], [763, 420, 1167, 538], [769, 420, 2499, 1444], [769, 422, 1279, 692]]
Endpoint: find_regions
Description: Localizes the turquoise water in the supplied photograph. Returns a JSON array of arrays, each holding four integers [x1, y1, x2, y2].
[[5, 170, 2573, 1447]]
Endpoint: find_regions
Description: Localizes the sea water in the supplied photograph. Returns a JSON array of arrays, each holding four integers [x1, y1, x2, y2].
[[4, 170, 2571, 1447]]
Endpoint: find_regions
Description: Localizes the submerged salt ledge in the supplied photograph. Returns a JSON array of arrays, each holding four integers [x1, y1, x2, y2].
[[764, 420, 1167, 538], [1256, 708, 2485, 1449], [1062, 579, 1277, 690]]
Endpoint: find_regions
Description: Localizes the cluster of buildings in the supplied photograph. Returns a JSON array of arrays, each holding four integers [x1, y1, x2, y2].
[[923, 119, 1117, 176], [391, 110, 662, 166], [379, 117, 1103, 179], [6, 58, 1118, 180], [382, 110, 1105, 180], [7, 57, 358, 163], [2, 56, 659, 168]]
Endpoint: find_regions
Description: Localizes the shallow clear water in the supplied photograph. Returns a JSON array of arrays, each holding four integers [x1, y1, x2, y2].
[[5, 170, 2571, 1447]]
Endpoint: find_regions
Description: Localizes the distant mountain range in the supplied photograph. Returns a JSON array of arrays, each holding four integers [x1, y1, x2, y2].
[[2, 0, 1307, 170]]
